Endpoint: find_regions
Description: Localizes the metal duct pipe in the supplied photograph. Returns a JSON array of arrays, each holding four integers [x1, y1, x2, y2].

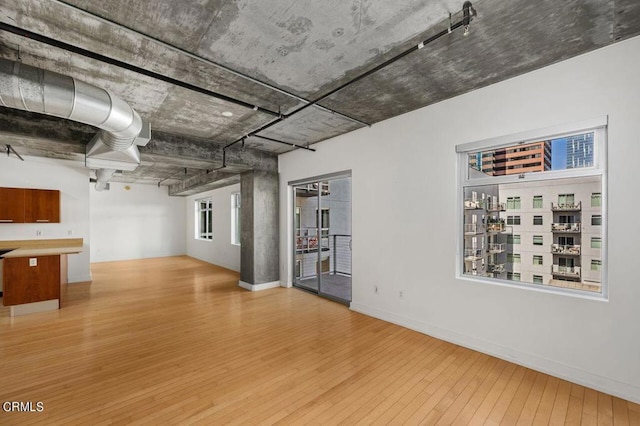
[[95, 168, 116, 191], [0, 58, 146, 183]]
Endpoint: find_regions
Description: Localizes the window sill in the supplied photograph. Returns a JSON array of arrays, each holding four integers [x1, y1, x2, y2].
[[457, 274, 608, 302]]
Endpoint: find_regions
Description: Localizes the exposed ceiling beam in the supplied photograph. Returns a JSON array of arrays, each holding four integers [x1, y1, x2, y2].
[[168, 170, 241, 196]]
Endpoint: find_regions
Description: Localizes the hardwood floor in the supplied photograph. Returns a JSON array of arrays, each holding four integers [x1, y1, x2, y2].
[[0, 256, 637, 425]]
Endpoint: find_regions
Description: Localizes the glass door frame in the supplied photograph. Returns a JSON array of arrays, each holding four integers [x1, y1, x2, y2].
[[289, 170, 351, 305]]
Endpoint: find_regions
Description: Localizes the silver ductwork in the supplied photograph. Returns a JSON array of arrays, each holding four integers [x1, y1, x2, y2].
[[0, 58, 150, 189]]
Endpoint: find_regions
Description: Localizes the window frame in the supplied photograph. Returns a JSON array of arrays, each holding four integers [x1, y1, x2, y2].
[[456, 117, 608, 300], [533, 195, 543, 209], [506, 196, 521, 210], [195, 197, 213, 241], [231, 192, 241, 246]]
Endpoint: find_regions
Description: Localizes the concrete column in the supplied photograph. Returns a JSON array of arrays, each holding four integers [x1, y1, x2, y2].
[[239, 170, 279, 290]]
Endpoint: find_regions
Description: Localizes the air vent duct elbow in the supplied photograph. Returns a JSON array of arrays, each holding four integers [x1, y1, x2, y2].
[[0, 58, 149, 175]]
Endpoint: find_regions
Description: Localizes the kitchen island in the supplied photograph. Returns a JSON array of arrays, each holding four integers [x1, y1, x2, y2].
[[0, 239, 83, 316]]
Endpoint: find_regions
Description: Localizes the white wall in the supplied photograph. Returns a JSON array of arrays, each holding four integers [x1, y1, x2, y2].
[[278, 36, 640, 403], [0, 156, 91, 282], [186, 184, 241, 272], [90, 182, 186, 262]]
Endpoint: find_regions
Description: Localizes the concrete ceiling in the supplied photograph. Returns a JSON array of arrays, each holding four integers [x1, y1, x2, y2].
[[1, 0, 639, 194]]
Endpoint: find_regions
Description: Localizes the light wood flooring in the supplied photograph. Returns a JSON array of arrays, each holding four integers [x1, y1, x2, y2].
[[0, 256, 637, 425]]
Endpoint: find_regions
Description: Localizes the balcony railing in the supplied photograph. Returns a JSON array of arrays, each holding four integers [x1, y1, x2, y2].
[[486, 222, 506, 233], [552, 265, 581, 277], [486, 202, 506, 212], [296, 181, 330, 197], [488, 263, 505, 273], [551, 201, 582, 211], [464, 248, 483, 260], [551, 223, 581, 232], [464, 199, 484, 210], [488, 243, 505, 253], [551, 244, 581, 255]]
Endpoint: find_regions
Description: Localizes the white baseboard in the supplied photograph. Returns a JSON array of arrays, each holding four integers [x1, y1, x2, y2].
[[350, 302, 640, 404], [68, 274, 92, 283], [280, 280, 292, 288], [238, 280, 281, 292]]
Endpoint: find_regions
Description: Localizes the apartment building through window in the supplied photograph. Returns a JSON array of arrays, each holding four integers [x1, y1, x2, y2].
[[459, 118, 607, 296]]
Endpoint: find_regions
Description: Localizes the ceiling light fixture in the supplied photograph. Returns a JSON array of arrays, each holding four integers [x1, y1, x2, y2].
[[222, 111, 233, 117]]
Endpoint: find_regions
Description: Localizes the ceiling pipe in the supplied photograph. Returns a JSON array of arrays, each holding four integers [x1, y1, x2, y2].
[[0, 21, 280, 119], [5, 144, 24, 161], [218, 1, 479, 154], [53, 0, 370, 128], [0, 57, 149, 188]]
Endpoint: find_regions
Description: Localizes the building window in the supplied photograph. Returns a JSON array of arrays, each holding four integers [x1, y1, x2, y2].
[[507, 253, 521, 263], [506, 215, 521, 225], [558, 236, 575, 246], [533, 275, 544, 284], [459, 119, 606, 295], [507, 196, 521, 209], [316, 208, 330, 236], [533, 195, 543, 208], [558, 193, 575, 207], [195, 198, 213, 240], [591, 260, 602, 271], [591, 237, 602, 249], [507, 272, 521, 281], [231, 192, 241, 245], [507, 234, 521, 245]]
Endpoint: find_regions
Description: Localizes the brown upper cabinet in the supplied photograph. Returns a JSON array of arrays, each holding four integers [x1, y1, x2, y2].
[[0, 187, 60, 223], [0, 187, 26, 223], [25, 189, 60, 223]]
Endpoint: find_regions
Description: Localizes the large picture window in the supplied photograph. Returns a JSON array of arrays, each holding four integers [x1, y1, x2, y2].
[[458, 118, 607, 296], [195, 198, 213, 240]]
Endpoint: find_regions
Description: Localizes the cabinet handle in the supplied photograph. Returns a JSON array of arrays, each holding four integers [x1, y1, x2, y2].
[[0, 219, 14, 223], [36, 219, 50, 223]]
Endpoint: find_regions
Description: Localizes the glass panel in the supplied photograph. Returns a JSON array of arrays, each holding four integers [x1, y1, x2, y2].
[[293, 177, 351, 304], [293, 186, 318, 293], [467, 132, 594, 178], [463, 175, 603, 293], [318, 176, 352, 303]]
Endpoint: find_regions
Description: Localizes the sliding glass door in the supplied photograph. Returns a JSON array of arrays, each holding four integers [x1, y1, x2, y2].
[[293, 175, 351, 304]]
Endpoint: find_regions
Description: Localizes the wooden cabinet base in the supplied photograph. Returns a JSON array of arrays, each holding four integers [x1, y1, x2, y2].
[[2, 255, 61, 306]]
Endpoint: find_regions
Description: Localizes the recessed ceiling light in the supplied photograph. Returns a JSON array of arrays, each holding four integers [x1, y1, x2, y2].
[[222, 111, 233, 117]]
